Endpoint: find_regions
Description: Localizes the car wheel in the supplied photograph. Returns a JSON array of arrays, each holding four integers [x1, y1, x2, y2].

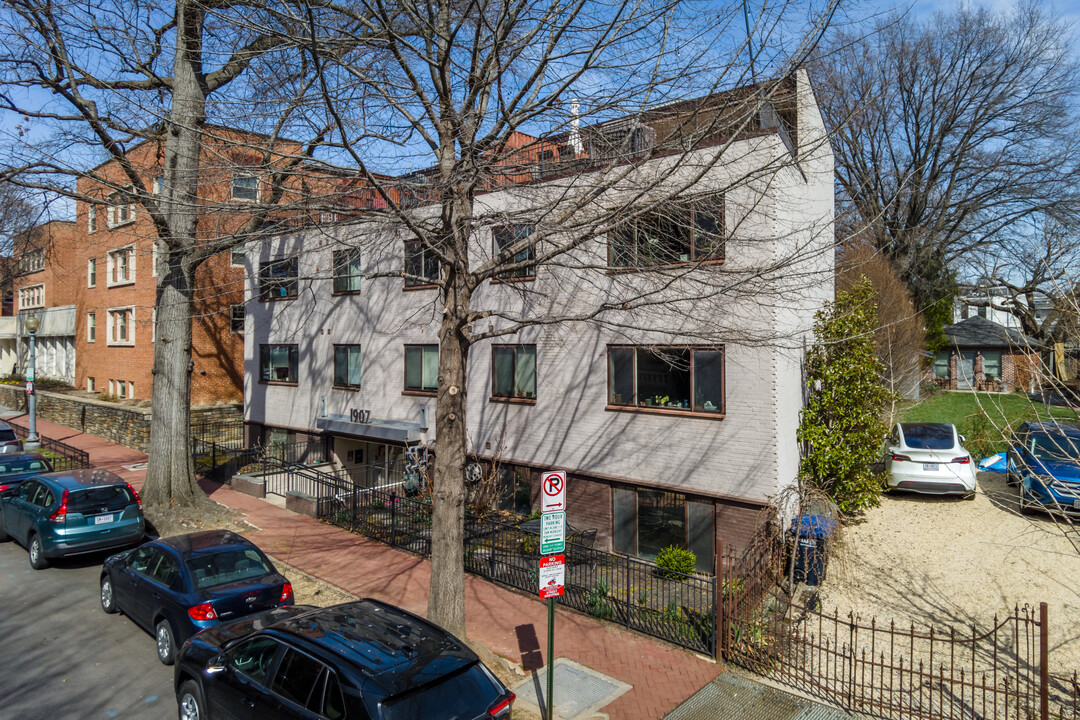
[[1019, 486, 1038, 516], [156, 620, 176, 665], [100, 576, 118, 614], [177, 680, 205, 720], [28, 534, 48, 570]]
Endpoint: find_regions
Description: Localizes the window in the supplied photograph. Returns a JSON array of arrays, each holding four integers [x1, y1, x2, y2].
[[19, 249, 44, 275], [152, 177, 163, 195], [107, 307, 134, 345], [493, 225, 536, 279], [87, 377, 95, 392], [491, 345, 536, 400], [607, 346, 724, 414], [116, 379, 127, 397], [88, 258, 97, 287], [271, 649, 326, 710], [230, 244, 245, 267], [404, 239, 439, 287], [404, 344, 438, 393], [260, 345, 299, 383], [983, 351, 1002, 380], [18, 284, 44, 310], [152, 241, 160, 277], [151, 308, 156, 343], [933, 351, 950, 379], [259, 257, 298, 300], [609, 197, 723, 268], [88, 205, 97, 234], [232, 174, 259, 202], [332, 249, 362, 293], [227, 637, 281, 686], [334, 345, 362, 388], [230, 304, 245, 334], [107, 246, 135, 286], [613, 487, 714, 572], [87, 313, 96, 343], [106, 191, 135, 227]]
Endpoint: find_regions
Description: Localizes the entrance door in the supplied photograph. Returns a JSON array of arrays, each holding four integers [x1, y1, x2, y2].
[[958, 351, 976, 389]]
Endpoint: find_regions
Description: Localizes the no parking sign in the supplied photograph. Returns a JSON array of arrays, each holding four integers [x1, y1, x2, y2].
[[541, 470, 565, 512]]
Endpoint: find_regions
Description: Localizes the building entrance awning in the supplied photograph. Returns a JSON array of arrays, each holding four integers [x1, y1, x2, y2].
[[316, 414, 425, 443]]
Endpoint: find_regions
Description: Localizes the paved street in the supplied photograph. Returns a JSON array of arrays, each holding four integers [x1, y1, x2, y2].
[[0, 539, 174, 720]]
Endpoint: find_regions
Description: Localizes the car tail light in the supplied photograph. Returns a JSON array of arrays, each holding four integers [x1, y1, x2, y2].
[[48, 489, 69, 523], [280, 583, 293, 604], [952, 456, 970, 464], [488, 694, 514, 718], [891, 454, 911, 462], [125, 482, 141, 506], [188, 603, 218, 621], [0, 485, 8, 492]]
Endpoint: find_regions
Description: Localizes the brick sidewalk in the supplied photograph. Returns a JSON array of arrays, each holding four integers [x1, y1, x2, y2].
[[3, 413, 722, 719]]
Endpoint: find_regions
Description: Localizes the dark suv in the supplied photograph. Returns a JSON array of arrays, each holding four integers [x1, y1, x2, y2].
[[174, 600, 515, 720], [0, 421, 23, 453]]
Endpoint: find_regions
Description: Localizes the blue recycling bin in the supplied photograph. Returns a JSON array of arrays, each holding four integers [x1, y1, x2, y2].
[[789, 514, 836, 586]]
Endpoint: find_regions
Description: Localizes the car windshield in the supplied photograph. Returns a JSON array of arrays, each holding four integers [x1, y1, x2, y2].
[[0, 429, 18, 442], [68, 486, 136, 514], [379, 664, 499, 720], [1029, 434, 1080, 463], [902, 424, 955, 450], [186, 549, 273, 589], [0, 457, 49, 477]]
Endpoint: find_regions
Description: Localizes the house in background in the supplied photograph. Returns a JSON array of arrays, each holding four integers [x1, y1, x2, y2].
[[932, 315, 1039, 392]]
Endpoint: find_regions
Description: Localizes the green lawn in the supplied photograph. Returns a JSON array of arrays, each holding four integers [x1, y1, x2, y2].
[[897, 390, 1078, 456]]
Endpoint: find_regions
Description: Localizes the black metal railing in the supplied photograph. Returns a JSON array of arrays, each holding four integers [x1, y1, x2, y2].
[[258, 459, 716, 655], [10, 424, 92, 471]]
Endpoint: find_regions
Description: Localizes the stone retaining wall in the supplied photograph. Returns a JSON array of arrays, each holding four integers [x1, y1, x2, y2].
[[0, 384, 242, 453]]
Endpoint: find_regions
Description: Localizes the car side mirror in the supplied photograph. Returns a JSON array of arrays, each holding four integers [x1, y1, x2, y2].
[[206, 655, 227, 674], [960, 435, 967, 443]]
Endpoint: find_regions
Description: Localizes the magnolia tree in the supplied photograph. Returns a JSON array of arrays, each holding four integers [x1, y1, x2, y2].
[[298, 0, 843, 634]]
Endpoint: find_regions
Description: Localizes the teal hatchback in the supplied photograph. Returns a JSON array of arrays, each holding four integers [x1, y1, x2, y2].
[[0, 469, 144, 569]]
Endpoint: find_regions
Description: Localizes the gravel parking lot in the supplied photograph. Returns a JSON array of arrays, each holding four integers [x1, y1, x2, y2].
[[819, 471, 1080, 674]]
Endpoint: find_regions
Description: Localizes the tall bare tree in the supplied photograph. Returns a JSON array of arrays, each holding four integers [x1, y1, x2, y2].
[[303, 0, 842, 634], [0, 0, 344, 508], [814, 2, 1080, 347]]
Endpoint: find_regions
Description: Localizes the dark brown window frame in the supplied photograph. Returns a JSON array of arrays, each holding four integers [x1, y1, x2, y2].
[[259, 343, 299, 385], [333, 344, 363, 390], [491, 224, 537, 283], [403, 239, 440, 290], [605, 344, 725, 419], [403, 343, 439, 395], [259, 256, 299, 301], [607, 195, 725, 271], [331, 248, 363, 295], [490, 344, 537, 404]]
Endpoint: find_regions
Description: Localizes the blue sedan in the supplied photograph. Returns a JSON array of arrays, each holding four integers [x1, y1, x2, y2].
[[100, 530, 293, 665]]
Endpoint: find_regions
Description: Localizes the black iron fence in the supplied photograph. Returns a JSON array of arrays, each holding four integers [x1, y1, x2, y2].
[[10, 423, 92, 471], [252, 458, 717, 655]]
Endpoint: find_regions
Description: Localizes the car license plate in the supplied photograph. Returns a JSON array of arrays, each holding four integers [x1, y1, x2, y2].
[[923, 463, 939, 471], [1074, 500, 1080, 510], [94, 514, 114, 525]]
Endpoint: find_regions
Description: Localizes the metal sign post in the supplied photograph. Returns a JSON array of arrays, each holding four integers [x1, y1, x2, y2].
[[539, 471, 566, 720]]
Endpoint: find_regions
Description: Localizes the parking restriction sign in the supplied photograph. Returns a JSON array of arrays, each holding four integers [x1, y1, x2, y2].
[[541, 471, 566, 512], [538, 555, 565, 599]]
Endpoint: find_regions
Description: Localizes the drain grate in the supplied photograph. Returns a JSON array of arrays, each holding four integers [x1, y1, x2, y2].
[[664, 673, 852, 720], [513, 658, 631, 719]]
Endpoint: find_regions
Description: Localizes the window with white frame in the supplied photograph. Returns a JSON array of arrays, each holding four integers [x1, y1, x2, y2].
[[106, 191, 136, 228], [87, 377, 95, 392], [88, 258, 97, 287], [88, 204, 97, 234], [18, 284, 44, 310], [18, 249, 44, 275], [87, 312, 96, 342], [107, 307, 134, 346], [230, 244, 246, 267], [152, 177, 163, 195], [230, 304, 245, 334], [107, 246, 135, 286], [232, 174, 259, 202], [152, 241, 160, 277], [151, 308, 156, 342]]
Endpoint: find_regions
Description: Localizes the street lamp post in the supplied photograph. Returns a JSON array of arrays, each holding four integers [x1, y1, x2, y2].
[[24, 315, 40, 450]]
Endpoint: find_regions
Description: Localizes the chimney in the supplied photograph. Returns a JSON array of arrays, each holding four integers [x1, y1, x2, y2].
[[569, 99, 583, 156]]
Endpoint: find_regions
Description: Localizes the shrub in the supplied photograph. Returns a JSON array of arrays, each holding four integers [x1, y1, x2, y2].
[[656, 545, 696, 579]]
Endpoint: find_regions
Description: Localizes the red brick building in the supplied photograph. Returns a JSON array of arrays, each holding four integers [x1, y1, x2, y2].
[[930, 316, 1039, 392], [12, 128, 341, 404]]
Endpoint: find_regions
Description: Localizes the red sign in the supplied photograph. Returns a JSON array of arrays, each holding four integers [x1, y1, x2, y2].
[[541, 470, 566, 513], [25, 381, 34, 395], [538, 554, 565, 599]]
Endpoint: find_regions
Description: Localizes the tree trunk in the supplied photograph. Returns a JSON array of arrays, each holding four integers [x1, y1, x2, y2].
[[142, 0, 207, 509]]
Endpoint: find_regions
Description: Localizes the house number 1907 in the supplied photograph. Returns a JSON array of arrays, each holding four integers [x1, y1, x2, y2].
[[350, 408, 371, 424]]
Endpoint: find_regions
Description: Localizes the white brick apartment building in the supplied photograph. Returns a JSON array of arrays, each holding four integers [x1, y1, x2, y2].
[[244, 70, 834, 569]]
